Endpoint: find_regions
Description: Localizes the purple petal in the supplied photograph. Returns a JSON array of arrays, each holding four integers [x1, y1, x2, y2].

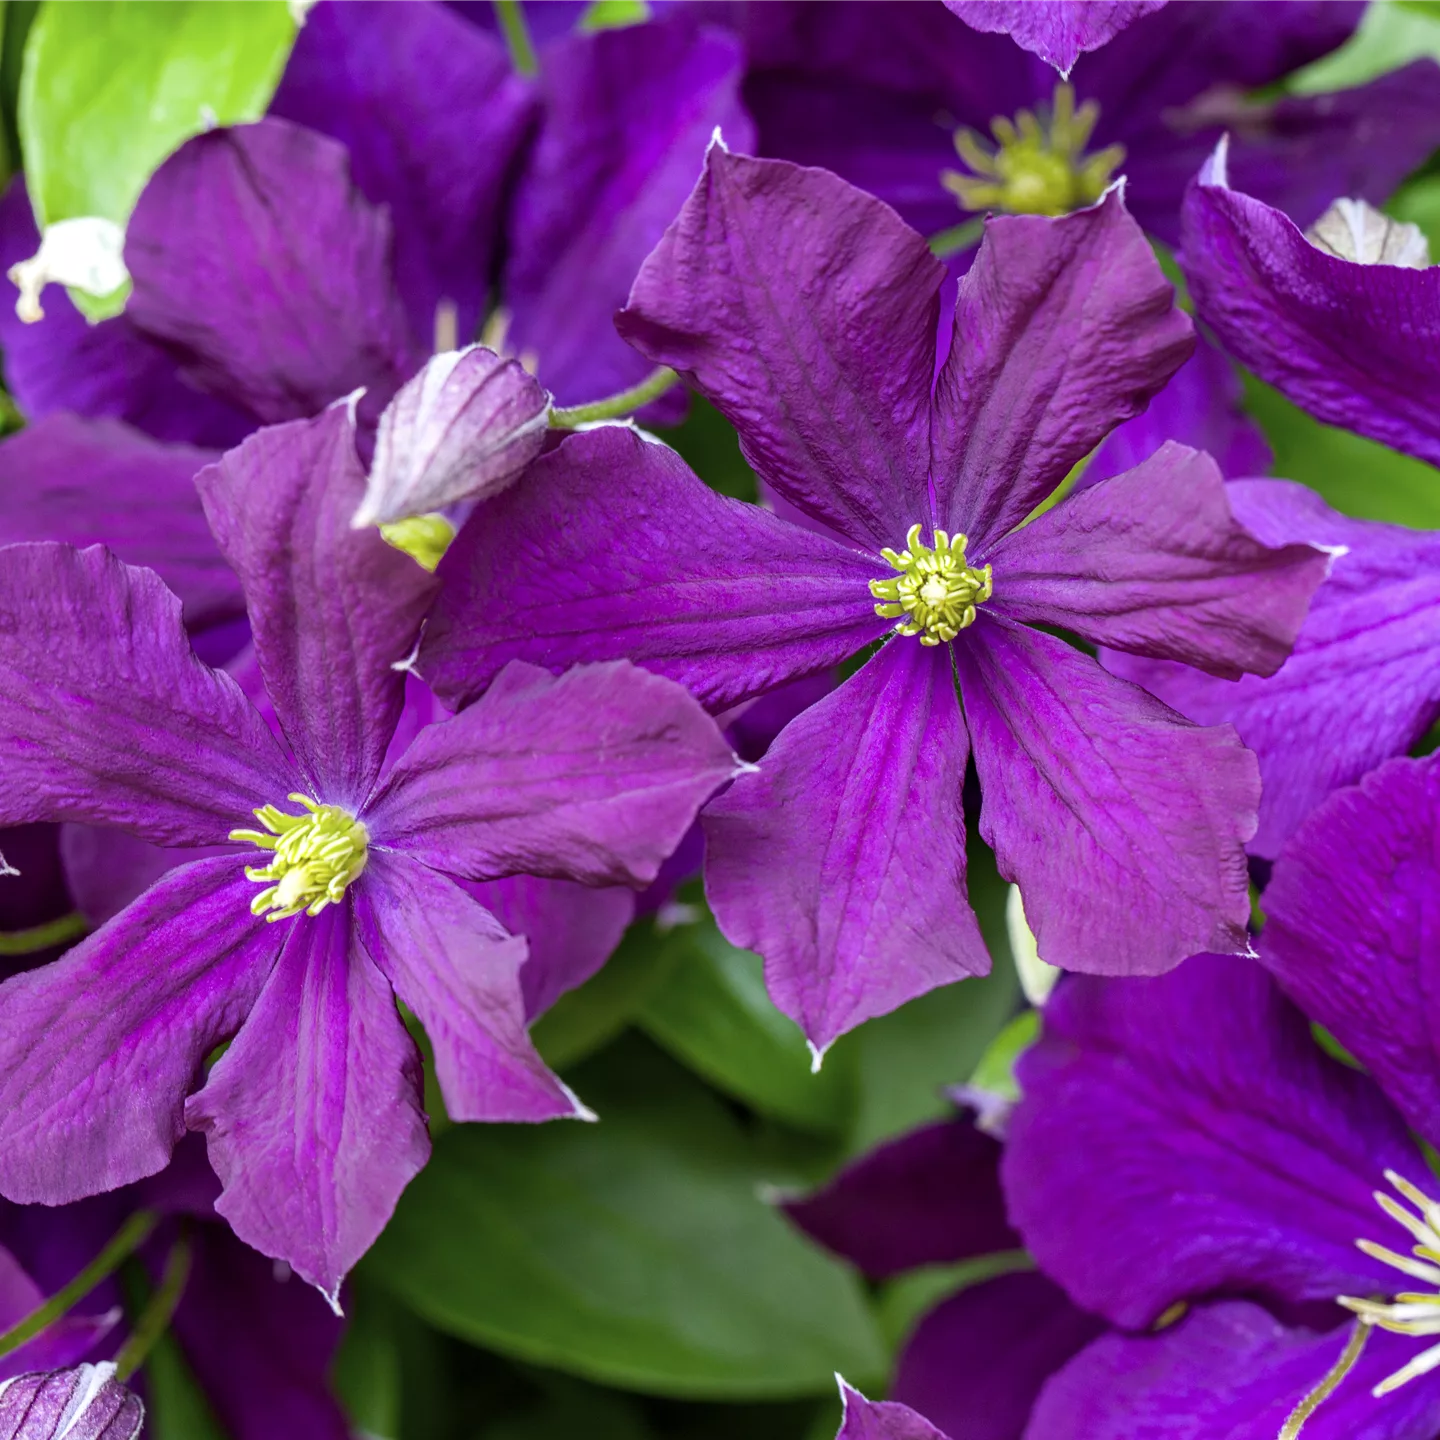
[[0, 1363, 144, 1440], [986, 442, 1327, 678], [58, 827, 201, 929], [0, 1246, 116, 1379], [895, 1272, 1105, 1440], [355, 853, 578, 1123], [0, 858, 280, 1205], [171, 1221, 348, 1440], [185, 904, 429, 1302], [1180, 143, 1440, 468], [945, 2, 1166, 77], [0, 544, 296, 845], [464, 874, 635, 1021], [421, 424, 887, 712], [1105, 480, 1440, 857], [1027, 1302, 1440, 1440], [368, 659, 739, 887], [837, 1381, 951, 1440], [271, 0, 533, 350], [782, 1116, 1018, 1278], [618, 146, 941, 548], [126, 119, 421, 426], [0, 180, 251, 449], [704, 640, 989, 1053], [0, 416, 240, 631], [932, 190, 1194, 550], [196, 404, 438, 809], [1003, 954, 1420, 1327], [956, 617, 1256, 975], [1080, 335, 1271, 489], [1260, 754, 1440, 1151]]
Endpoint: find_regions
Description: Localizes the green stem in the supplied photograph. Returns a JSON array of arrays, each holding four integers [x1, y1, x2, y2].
[[549, 366, 679, 428], [0, 910, 88, 956], [493, 0, 538, 76], [928, 216, 985, 260], [0, 1210, 157, 1359], [114, 1229, 193, 1382], [1278, 1320, 1371, 1439]]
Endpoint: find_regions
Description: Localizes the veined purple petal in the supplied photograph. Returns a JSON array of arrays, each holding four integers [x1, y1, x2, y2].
[[782, 1116, 1018, 1278], [618, 146, 941, 548], [421, 425, 886, 712], [1181, 143, 1440, 468], [368, 659, 739, 887], [355, 853, 578, 1123], [986, 442, 1327, 678], [0, 544, 296, 845], [837, 1382, 952, 1440], [1105, 480, 1440, 857], [508, 17, 753, 410], [945, 2, 1166, 77], [185, 904, 429, 1303], [705, 641, 989, 1053], [932, 190, 1193, 550], [272, 0, 533, 350], [0, 858, 280, 1205], [0, 416, 239, 631], [1026, 1302, 1440, 1440], [126, 119, 422, 426], [1260, 755, 1440, 1152], [1004, 955, 1420, 1327], [197, 404, 437, 809], [956, 616, 1256, 975], [895, 1272, 1104, 1440]]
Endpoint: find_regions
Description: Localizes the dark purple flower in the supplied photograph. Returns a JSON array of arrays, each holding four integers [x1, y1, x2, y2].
[[1181, 138, 1440, 468], [717, 0, 1440, 251], [420, 147, 1329, 1051], [0, 1364, 141, 1440], [0, 401, 739, 1300]]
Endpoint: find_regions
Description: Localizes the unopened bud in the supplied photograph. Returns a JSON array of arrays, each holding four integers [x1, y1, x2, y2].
[[354, 345, 550, 528], [1306, 198, 1430, 269], [0, 1363, 143, 1440]]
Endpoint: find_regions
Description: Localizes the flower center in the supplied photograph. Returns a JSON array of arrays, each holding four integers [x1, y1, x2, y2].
[[230, 795, 369, 922], [943, 84, 1125, 217], [870, 523, 992, 646], [1338, 1170, 1440, 1395]]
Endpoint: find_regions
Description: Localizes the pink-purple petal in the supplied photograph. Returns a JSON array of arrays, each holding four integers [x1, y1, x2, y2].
[[837, 1382, 952, 1440], [945, 2, 1166, 77], [421, 424, 887, 712], [932, 190, 1194, 549], [354, 853, 578, 1123], [0, 858, 280, 1205], [704, 641, 990, 1053], [196, 404, 438, 809], [986, 442, 1327, 678], [617, 147, 941, 548], [185, 904, 429, 1303]]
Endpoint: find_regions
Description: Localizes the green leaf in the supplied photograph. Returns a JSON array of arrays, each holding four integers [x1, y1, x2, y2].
[[663, 396, 759, 502], [1242, 375, 1440, 529], [364, 1039, 887, 1399], [486, 1382, 654, 1440], [1390, 172, 1440, 256], [638, 914, 857, 1135], [967, 1009, 1040, 1104], [1287, 0, 1440, 93], [18, 0, 295, 229]]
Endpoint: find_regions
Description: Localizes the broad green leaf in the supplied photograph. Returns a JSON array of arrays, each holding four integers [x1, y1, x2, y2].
[[1288, 1, 1440, 93], [638, 914, 857, 1135], [20, 0, 295, 229], [0, 1, 36, 181], [485, 1383, 654, 1440], [365, 1039, 887, 1398], [1391, 172, 1440, 255], [1242, 375, 1440, 529]]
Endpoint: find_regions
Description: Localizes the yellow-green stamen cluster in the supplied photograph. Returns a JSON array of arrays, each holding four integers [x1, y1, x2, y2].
[[379, 512, 456, 572], [231, 795, 369, 922], [1338, 1171, 1440, 1395], [870, 523, 992, 645], [943, 84, 1125, 217]]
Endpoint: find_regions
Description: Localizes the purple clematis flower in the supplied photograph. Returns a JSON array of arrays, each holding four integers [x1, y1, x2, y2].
[[0, 400, 739, 1301], [713, 1, 1440, 251], [420, 146, 1330, 1052]]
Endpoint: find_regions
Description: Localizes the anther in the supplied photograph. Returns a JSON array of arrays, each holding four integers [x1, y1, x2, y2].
[[870, 522, 992, 645], [230, 794, 368, 922]]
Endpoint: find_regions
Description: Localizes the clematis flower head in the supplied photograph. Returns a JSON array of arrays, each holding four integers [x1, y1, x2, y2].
[[421, 147, 1331, 1052], [0, 399, 741, 1302]]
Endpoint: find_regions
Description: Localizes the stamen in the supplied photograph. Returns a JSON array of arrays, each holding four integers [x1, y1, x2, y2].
[[230, 794, 368, 922], [870, 523, 992, 646], [943, 83, 1125, 218]]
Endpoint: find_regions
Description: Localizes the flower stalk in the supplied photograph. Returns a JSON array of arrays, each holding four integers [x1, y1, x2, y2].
[[548, 366, 679, 428]]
